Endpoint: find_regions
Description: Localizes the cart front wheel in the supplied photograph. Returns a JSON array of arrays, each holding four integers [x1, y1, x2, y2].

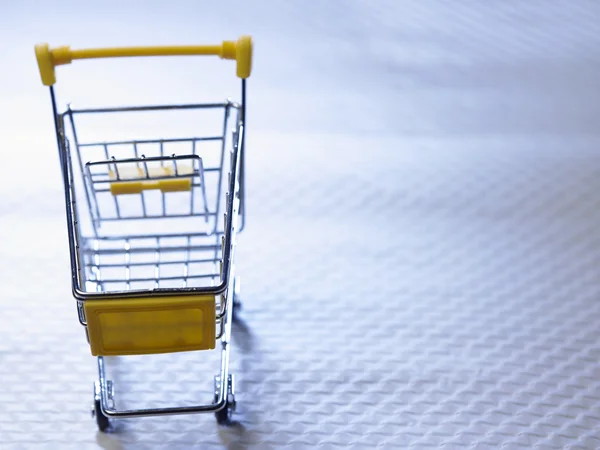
[[93, 399, 111, 431], [214, 395, 230, 424], [92, 382, 111, 432]]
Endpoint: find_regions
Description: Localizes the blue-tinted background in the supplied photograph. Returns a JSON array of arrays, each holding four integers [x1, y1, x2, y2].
[[1, 2, 600, 448]]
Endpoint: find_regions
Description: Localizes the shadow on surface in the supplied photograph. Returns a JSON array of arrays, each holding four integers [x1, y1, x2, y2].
[[95, 430, 126, 449], [232, 313, 255, 354]]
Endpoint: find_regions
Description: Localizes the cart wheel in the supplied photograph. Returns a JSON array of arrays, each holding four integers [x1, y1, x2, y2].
[[92, 382, 111, 432], [93, 398, 111, 432], [214, 375, 236, 425], [214, 394, 231, 424]]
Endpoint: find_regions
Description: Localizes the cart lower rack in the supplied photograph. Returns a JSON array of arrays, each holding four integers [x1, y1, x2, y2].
[[35, 36, 253, 431]]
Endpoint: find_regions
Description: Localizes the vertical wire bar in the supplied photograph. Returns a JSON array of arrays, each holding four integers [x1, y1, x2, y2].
[[142, 156, 150, 179], [217, 216, 226, 288], [142, 156, 150, 217], [220, 232, 226, 281], [172, 155, 179, 176], [134, 143, 147, 217], [217, 233, 224, 319], [94, 239, 103, 292], [182, 235, 191, 288], [218, 260, 222, 286], [124, 239, 131, 290], [215, 196, 227, 262], [66, 138, 87, 289], [219, 233, 225, 314], [104, 145, 121, 218], [67, 106, 99, 236], [160, 141, 166, 217], [154, 237, 161, 289], [215, 230, 224, 314], [190, 140, 196, 215], [86, 165, 103, 226], [198, 157, 210, 222], [213, 105, 229, 234], [111, 156, 121, 180], [239, 79, 247, 231]]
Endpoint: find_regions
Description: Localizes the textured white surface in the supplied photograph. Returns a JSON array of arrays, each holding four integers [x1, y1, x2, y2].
[[2, 1, 600, 448]]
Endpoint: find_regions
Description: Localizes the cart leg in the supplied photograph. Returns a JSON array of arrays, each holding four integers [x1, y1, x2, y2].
[[93, 358, 116, 432], [215, 274, 237, 425]]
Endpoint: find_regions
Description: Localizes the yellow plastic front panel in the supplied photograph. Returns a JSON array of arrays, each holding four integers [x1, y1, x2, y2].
[[84, 295, 216, 356]]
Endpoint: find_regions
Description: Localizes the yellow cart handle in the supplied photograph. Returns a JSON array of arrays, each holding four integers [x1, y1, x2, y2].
[[35, 35, 253, 86]]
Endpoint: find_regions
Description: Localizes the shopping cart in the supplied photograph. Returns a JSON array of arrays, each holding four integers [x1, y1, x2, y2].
[[34, 36, 252, 431]]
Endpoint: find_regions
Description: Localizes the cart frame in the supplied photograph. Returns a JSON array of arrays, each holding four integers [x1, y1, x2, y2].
[[35, 36, 253, 430]]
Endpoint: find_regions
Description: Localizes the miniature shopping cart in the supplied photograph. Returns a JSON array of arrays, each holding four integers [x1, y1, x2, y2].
[[35, 36, 252, 431]]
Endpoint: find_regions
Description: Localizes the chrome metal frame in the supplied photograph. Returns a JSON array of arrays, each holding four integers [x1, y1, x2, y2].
[[48, 79, 247, 424]]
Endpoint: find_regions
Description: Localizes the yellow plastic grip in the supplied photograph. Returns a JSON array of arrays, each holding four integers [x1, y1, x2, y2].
[[108, 165, 193, 195], [35, 35, 253, 86]]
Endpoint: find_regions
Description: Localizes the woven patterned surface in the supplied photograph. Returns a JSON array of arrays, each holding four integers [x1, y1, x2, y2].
[[1, 1, 600, 448]]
